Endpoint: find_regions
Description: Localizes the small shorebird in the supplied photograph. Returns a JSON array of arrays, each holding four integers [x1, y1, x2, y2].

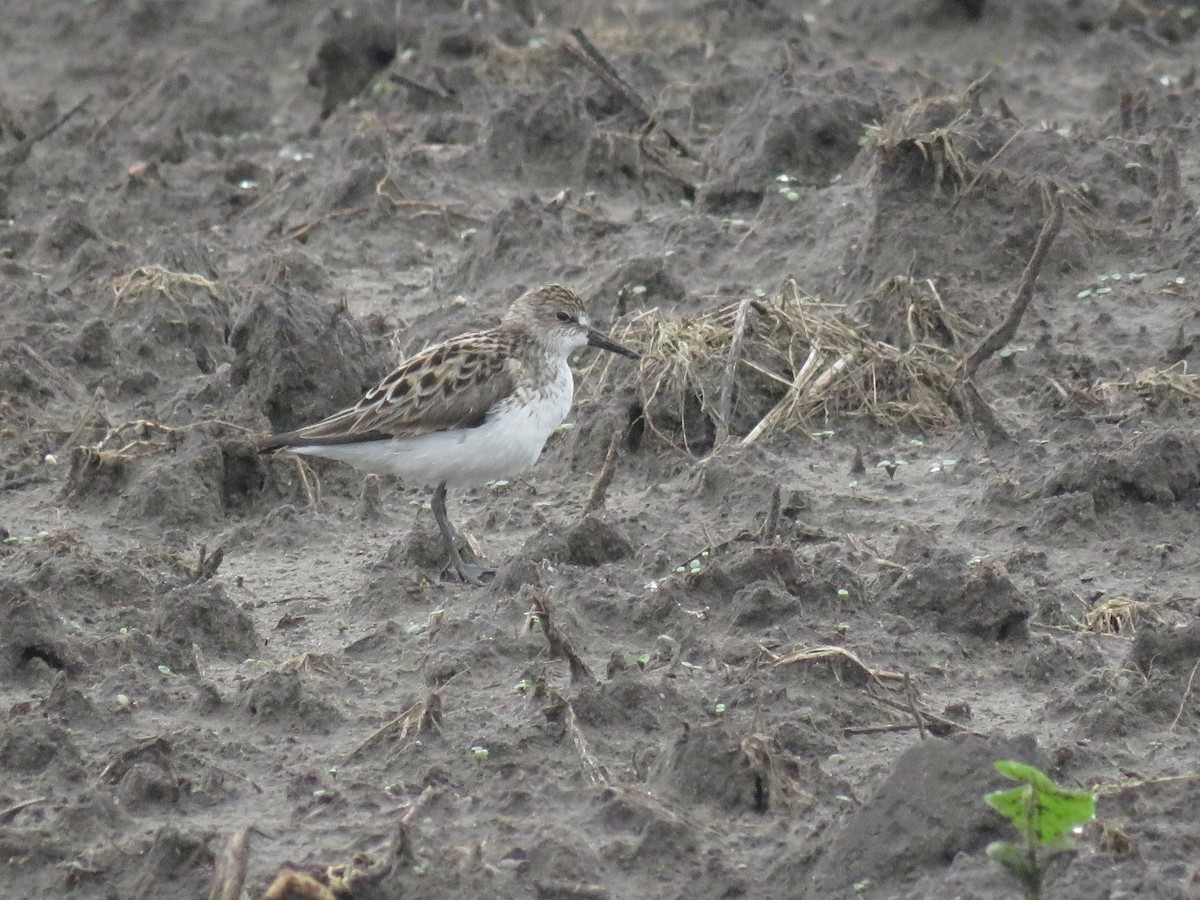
[[259, 284, 639, 584]]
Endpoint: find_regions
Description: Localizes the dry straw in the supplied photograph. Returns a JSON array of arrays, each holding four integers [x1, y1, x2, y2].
[[584, 277, 962, 450]]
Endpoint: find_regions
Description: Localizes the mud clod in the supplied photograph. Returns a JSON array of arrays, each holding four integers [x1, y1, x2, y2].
[[237, 669, 341, 730], [881, 555, 1030, 640], [1042, 430, 1200, 509], [0, 579, 85, 678], [152, 583, 260, 670], [649, 724, 791, 814], [564, 516, 635, 566], [796, 734, 1048, 896]]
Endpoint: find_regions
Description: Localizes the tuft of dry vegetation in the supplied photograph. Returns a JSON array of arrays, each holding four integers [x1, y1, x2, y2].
[[110, 264, 223, 314], [585, 278, 961, 452], [1082, 595, 1163, 636], [1097, 362, 1200, 408], [872, 93, 979, 195]]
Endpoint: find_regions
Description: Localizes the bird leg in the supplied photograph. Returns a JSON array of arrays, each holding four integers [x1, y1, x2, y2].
[[430, 482, 495, 585]]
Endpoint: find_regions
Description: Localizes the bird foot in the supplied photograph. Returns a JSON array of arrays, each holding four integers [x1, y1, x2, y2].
[[430, 482, 495, 585], [444, 556, 497, 586]]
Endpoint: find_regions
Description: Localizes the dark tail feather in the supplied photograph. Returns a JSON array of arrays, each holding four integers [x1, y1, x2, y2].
[[257, 429, 393, 452]]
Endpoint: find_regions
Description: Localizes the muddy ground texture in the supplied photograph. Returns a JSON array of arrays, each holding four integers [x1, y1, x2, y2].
[[3, 1, 1200, 897]]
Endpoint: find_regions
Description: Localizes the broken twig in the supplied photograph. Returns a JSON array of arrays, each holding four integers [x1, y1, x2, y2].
[[1153, 138, 1180, 241], [959, 189, 1064, 380], [715, 297, 752, 447], [0, 797, 46, 825], [903, 673, 926, 740], [866, 690, 974, 737], [545, 689, 610, 785], [582, 432, 621, 516], [207, 826, 254, 900], [0, 93, 92, 168], [761, 485, 781, 542], [561, 28, 695, 159], [91, 56, 187, 144], [529, 592, 594, 684]]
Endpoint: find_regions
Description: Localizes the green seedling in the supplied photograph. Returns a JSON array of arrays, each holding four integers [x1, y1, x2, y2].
[[369, 78, 395, 97], [1077, 271, 1150, 299], [985, 760, 1096, 899], [673, 548, 710, 577], [999, 345, 1026, 365], [407, 608, 445, 636]]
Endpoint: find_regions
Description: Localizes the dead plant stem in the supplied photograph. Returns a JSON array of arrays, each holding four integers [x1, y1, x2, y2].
[[715, 297, 752, 447]]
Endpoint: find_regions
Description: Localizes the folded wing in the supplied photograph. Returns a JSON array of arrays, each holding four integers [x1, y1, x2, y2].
[[259, 332, 518, 449]]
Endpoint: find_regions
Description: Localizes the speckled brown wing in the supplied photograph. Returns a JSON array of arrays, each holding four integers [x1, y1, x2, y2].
[[260, 331, 519, 448]]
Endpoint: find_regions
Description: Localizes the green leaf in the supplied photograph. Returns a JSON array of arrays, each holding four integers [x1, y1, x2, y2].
[[986, 841, 1037, 885], [985, 784, 1030, 822], [987, 760, 1096, 845]]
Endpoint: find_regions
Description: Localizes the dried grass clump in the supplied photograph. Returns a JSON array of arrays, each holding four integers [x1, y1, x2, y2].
[[856, 275, 978, 353], [1083, 596, 1163, 636], [1096, 362, 1200, 407], [466, 39, 567, 86], [586, 279, 959, 451], [110, 264, 222, 314], [1044, 363, 1200, 416], [872, 93, 981, 195]]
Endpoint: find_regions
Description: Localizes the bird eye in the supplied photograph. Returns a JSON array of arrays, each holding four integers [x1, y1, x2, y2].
[[556, 311, 573, 323]]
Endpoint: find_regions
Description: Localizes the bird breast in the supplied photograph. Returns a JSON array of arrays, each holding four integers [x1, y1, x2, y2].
[[424, 356, 574, 488]]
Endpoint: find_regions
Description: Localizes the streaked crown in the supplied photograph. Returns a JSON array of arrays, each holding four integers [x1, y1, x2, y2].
[[503, 284, 591, 354]]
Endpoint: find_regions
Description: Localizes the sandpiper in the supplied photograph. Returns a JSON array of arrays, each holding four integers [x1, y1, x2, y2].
[[259, 284, 639, 584]]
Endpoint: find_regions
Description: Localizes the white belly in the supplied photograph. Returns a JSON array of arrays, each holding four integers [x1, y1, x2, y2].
[[293, 364, 574, 489]]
